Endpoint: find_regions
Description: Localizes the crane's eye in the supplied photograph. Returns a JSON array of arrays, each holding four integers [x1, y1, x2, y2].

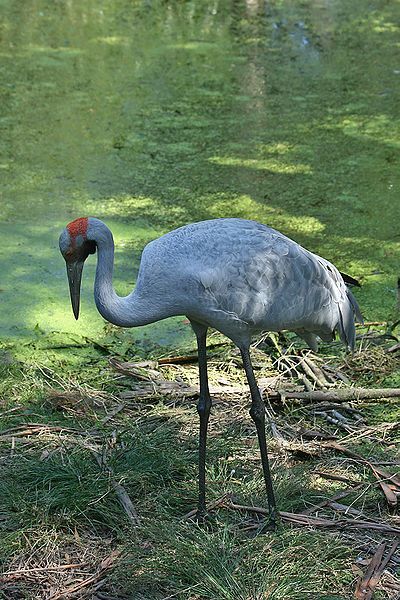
[[86, 240, 96, 254], [64, 239, 96, 262]]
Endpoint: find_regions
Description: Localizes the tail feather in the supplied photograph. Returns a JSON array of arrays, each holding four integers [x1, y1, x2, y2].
[[297, 331, 319, 352], [340, 271, 361, 288], [337, 289, 363, 351], [347, 288, 363, 324]]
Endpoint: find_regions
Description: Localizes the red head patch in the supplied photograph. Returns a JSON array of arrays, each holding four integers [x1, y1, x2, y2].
[[67, 217, 89, 241]]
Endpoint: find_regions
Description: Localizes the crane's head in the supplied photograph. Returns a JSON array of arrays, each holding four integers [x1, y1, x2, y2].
[[59, 217, 96, 319]]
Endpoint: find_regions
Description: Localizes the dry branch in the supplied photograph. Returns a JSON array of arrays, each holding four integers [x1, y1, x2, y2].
[[323, 442, 400, 508], [0, 423, 95, 438], [181, 493, 232, 521], [302, 355, 331, 388], [279, 512, 400, 534], [48, 551, 119, 600], [158, 354, 198, 365], [119, 380, 248, 400], [280, 387, 400, 403], [301, 484, 364, 515], [354, 541, 399, 599], [91, 451, 140, 526], [224, 501, 400, 535], [328, 502, 367, 519], [109, 357, 161, 381], [371, 466, 400, 508], [0, 562, 89, 581], [313, 471, 360, 485]]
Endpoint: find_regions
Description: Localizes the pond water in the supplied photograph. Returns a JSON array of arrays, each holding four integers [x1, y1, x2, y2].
[[1, 0, 399, 347]]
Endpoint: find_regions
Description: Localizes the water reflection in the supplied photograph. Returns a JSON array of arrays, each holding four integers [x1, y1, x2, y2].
[[0, 0, 399, 339]]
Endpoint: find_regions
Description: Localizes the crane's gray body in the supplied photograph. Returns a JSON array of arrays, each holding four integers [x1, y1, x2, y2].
[[60, 216, 362, 522], [124, 218, 360, 350]]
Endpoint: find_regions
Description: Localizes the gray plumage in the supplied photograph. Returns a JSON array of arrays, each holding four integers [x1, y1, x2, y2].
[[61, 217, 360, 349], [59, 216, 362, 525]]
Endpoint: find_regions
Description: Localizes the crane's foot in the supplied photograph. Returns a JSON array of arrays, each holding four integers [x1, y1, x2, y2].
[[246, 507, 279, 534], [258, 508, 280, 533], [192, 509, 216, 530], [260, 516, 278, 533]]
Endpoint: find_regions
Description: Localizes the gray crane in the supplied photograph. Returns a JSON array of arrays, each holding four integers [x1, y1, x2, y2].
[[59, 216, 362, 527]]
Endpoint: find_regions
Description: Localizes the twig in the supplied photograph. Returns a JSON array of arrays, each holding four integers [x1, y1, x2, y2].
[[0, 562, 89, 580], [48, 551, 120, 600], [313, 471, 360, 485], [355, 541, 399, 599], [302, 355, 331, 388], [99, 403, 126, 425], [322, 442, 400, 508], [387, 342, 400, 353], [91, 451, 140, 526], [224, 501, 400, 534], [300, 374, 314, 392], [119, 381, 249, 400], [328, 501, 368, 519], [158, 355, 198, 365], [313, 411, 355, 432], [181, 493, 231, 520], [49, 574, 105, 599], [356, 321, 387, 327], [0, 423, 96, 438], [280, 387, 400, 403], [301, 484, 364, 515], [109, 357, 161, 381], [279, 513, 400, 535], [322, 364, 350, 384], [160, 583, 202, 600]]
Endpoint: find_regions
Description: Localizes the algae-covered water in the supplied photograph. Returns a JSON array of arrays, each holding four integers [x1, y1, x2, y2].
[[1, 0, 399, 346]]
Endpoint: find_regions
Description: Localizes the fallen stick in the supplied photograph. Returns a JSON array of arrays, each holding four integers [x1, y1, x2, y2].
[[301, 484, 364, 515], [302, 355, 331, 388], [322, 441, 400, 508], [0, 562, 89, 580], [299, 356, 329, 389], [313, 410, 355, 432], [158, 354, 198, 365], [355, 541, 399, 600], [181, 493, 231, 521], [99, 403, 126, 425], [280, 387, 400, 403], [224, 501, 400, 535], [48, 551, 119, 600], [280, 513, 400, 535], [313, 471, 360, 485], [322, 364, 350, 385], [119, 381, 247, 400], [91, 451, 140, 526], [157, 342, 228, 365], [328, 501, 367, 519], [109, 357, 161, 381], [49, 574, 106, 600], [356, 321, 387, 327], [387, 342, 400, 353], [0, 423, 96, 438]]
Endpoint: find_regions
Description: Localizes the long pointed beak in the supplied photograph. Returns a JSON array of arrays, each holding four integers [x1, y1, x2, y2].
[[66, 261, 84, 320]]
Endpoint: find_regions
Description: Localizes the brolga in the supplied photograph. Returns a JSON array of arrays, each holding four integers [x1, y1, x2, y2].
[[59, 217, 362, 527]]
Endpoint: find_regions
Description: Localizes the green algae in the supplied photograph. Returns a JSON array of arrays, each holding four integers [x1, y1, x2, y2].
[[0, 0, 399, 346]]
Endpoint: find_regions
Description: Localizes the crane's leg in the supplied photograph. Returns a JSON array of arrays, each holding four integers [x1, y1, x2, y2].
[[240, 346, 277, 528], [190, 320, 212, 522]]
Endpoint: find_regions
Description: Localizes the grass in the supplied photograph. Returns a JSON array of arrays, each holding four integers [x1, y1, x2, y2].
[[0, 325, 399, 599], [1, 0, 399, 596]]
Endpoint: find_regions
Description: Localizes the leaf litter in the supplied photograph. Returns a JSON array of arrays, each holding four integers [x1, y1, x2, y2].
[[0, 327, 399, 598]]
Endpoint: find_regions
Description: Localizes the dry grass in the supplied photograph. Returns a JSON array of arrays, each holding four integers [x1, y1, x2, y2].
[[0, 328, 399, 599]]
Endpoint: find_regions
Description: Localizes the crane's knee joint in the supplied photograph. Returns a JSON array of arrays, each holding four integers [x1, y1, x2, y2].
[[249, 404, 265, 425], [197, 395, 212, 417]]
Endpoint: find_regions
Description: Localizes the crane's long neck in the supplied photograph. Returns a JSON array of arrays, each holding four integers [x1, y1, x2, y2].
[[93, 227, 152, 327]]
